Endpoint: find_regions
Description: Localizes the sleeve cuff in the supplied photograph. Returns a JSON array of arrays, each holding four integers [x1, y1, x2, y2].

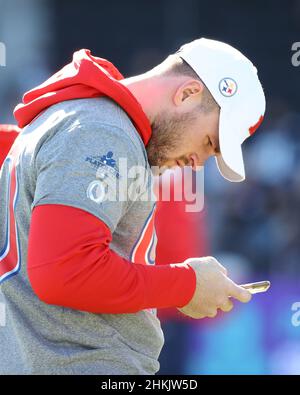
[[135, 262, 197, 310]]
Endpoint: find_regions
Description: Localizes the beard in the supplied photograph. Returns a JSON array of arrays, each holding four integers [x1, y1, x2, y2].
[[146, 109, 197, 171]]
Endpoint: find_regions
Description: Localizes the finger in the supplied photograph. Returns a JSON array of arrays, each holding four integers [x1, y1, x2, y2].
[[188, 311, 207, 320], [219, 299, 234, 313], [206, 309, 218, 318], [227, 279, 252, 303], [194, 313, 206, 319], [177, 308, 206, 320]]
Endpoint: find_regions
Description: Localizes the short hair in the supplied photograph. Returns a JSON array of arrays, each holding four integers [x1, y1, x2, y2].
[[160, 54, 219, 113]]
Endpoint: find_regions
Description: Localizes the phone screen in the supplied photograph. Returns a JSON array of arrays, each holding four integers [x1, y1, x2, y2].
[[240, 281, 271, 294]]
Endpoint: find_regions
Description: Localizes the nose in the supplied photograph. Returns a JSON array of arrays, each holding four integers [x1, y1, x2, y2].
[[188, 152, 219, 171]]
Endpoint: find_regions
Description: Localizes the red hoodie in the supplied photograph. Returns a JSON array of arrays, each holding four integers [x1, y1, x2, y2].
[[12, 49, 197, 313], [14, 49, 151, 145], [0, 124, 20, 168]]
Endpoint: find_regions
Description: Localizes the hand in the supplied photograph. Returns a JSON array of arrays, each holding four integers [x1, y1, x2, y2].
[[175, 256, 252, 319]]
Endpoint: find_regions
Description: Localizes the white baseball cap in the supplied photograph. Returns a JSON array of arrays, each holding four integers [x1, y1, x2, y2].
[[177, 38, 266, 182]]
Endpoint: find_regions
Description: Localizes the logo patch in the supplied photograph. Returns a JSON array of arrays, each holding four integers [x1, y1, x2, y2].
[[85, 151, 121, 204], [219, 77, 237, 97], [85, 151, 120, 179]]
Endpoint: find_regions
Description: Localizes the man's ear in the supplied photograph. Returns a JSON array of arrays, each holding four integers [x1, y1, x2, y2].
[[173, 79, 204, 106]]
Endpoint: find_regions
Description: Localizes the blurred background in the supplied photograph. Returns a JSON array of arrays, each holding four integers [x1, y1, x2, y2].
[[0, 0, 300, 375]]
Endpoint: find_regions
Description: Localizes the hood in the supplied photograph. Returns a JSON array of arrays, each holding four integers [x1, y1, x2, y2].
[[14, 49, 152, 146]]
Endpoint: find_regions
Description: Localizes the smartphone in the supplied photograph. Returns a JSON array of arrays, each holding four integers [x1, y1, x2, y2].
[[240, 280, 271, 294]]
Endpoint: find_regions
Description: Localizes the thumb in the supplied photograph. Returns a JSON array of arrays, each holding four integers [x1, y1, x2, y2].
[[228, 280, 252, 303]]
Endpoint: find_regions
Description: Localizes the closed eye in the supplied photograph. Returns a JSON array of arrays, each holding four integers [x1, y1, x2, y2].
[[206, 136, 213, 148], [207, 136, 220, 155]]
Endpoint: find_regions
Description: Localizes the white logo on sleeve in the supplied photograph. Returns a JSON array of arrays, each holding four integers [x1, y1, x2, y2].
[[87, 180, 106, 204]]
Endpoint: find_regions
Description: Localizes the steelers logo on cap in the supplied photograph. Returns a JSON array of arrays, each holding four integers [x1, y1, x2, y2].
[[219, 78, 238, 97]]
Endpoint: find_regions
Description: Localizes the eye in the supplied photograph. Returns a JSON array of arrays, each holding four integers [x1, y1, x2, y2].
[[207, 136, 213, 146]]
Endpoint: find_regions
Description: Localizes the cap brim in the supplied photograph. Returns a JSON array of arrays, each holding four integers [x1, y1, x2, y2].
[[215, 107, 246, 182]]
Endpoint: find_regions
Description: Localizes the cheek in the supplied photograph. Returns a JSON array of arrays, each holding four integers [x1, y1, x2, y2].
[[190, 140, 214, 164], [192, 139, 209, 158], [169, 135, 211, 162]]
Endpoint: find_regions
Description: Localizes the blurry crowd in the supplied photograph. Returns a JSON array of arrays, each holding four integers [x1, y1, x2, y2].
[[205, 109, 300, 277], [158, 109, 300, 375]]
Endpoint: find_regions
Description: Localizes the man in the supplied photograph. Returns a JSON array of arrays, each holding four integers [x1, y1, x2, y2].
[[0, 38, 265, 374]]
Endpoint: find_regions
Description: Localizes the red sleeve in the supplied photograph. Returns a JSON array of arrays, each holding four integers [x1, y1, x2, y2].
[[27, 204, 196, 313], [0, 124, 20, 168]]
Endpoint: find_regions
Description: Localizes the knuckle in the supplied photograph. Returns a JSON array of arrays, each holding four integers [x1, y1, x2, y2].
[[208, 311, 218, 318], [207, 256, 228, 274], [206, 308, 217, 318], [208, 256, 218, 264], [217, 297, 229, 306], [202, 256, 217, 265], [195, 313, 206, 319], [188, 310, 205, 319], [221, 302, 233, 312], [219, 263, 228, 275]]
